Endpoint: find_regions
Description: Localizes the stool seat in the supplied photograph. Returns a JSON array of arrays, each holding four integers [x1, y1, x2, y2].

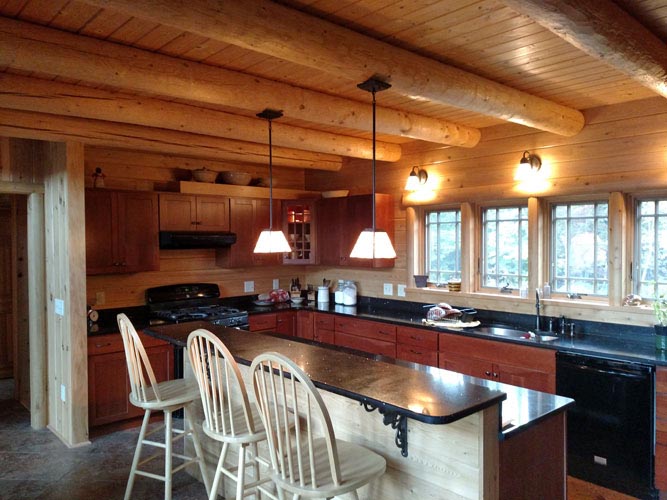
[[129, 378, 200, 410]]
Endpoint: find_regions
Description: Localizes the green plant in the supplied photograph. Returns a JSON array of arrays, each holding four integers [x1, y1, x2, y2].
[[654, 295, 667, 326]]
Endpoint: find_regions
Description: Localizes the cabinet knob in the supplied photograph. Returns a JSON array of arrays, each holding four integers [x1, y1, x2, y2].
[[493, 372, 499, 378], [484, 370, 492, 376]]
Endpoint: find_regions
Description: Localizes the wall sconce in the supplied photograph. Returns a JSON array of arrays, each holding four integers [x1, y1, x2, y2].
[[405, 166, 428, 191], [514, 150, 542, 181]]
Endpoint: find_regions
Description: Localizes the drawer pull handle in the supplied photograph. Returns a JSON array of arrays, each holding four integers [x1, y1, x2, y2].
[[410, 349, 423, 355], [95, 342, 112, 348]]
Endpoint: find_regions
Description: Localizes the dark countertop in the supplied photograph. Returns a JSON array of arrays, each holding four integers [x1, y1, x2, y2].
[[144, 321, 573, 438], [248, 301, 667, 366]]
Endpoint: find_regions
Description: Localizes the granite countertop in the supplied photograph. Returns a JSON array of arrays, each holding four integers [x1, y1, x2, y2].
[[144, 321, 573, 438]]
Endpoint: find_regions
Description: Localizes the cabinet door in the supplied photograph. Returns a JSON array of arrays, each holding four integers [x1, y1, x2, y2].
[[249, 313, 277, 332], [275, 311, 296, 336], [85, 189, 117, 274], [439, 351, 493, 380], [159, 193, 197, 231], [117, 191, 159, 273], [334, 330, 395, 357], [396, 343, 438, 367], [316, 197, 343, 266], [196, 196, 230, 232], [313, 328, 335, 345], [657, 367, 667, 490], [344, 195, 372, 268], [283, 201, 315, 265], [296, 310, 314, 340], [88, 350, 133, 426], [496, 362, 554, 393]]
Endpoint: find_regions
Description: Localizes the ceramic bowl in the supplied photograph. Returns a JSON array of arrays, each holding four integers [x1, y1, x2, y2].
[[291, 296, 305, 305], [192, 168, 218, 183], [220, 171, 253, 185]]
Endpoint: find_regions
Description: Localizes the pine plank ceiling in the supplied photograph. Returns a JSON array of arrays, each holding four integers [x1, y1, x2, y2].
[[1, 0, 666, 165]]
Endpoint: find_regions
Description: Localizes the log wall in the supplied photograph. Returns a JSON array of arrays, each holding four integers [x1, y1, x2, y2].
[[303, 96, 667, 327]]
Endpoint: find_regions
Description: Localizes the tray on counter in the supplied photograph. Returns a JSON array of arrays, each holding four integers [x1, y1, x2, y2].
[[422, 319, 480, 329]]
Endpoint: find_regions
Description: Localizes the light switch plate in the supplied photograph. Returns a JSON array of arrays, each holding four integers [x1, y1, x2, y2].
[[397, 284, 406, 297], [60, 384, 66, 402], [244, 281, 255, 293], [383, 283, 393, 296], [95, 291, 105, 306], [54, 298, 65, 316], [273, 278, 280, 289]]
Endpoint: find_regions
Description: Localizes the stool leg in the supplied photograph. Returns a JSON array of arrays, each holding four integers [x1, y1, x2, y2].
[[186, 411, 211, 495], [125, 409, 151, 500], [236, 444, 246, 500], [251, 442, 260, 499], [210, 442, 228, 500], [164, 409, 173, 500]]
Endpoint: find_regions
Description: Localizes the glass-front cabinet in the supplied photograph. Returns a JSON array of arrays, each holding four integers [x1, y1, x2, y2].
[[283, 201, 315, 264]]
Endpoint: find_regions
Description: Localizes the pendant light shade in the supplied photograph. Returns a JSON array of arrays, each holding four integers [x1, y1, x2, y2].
[[351, 77, 396, 260], [254, 108, 290, 254]]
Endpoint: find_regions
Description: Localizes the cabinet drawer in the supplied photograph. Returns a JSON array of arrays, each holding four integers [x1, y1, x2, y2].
[[656, 443, 667, 490], [249, 313, 277, 331], [335, 331, 395, 357], [396, 326, 438, 350], [396, 343, 438, 366], [88, 332, 166, 356], [313, 312, 334, 330], [335, 316, 396, 342]]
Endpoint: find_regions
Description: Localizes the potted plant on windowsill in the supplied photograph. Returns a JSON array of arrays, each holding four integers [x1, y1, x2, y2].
[[654, 295, 667, 351]]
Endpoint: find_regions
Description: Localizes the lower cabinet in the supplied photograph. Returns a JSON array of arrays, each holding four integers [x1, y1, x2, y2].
[[439, 334, 556, 393], [396, 326, 439, 367], [656, 367, 667, 491], [87, 333, 173, 427], [313, 312, 335, 345], [296, 310, 314, 340], [249, 311, 295, 336], [334, 316, 396, 357]]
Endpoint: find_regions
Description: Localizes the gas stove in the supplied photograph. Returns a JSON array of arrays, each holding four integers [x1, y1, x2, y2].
[[146, 283, 249, 328]]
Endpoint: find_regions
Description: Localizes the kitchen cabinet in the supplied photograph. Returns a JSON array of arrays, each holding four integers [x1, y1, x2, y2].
[[396, 326, 438, 367], [316, 193, 394, 268], [313, 312, 335, 344], [249, 311, 295, 336], [85, 189, 159, 275], [158, 193, 230, 232], [439, 334, 556, 393], [216, 198, 281, 267], [296, 310, 314, 340], [283, 201, 315, 264], [334, 316, 396, 357], [656, 367, 667, 491], [87, 333, 173, 427]]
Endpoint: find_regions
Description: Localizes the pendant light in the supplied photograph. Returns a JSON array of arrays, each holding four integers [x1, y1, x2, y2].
[[253, 109, 291, 254], [350, 77, 397, 260]]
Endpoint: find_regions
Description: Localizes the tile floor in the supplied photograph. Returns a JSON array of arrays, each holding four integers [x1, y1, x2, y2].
[[0, 379, 209, 499]]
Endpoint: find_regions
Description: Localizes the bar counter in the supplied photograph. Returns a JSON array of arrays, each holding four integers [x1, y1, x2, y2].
[[145, 321, 572, 499]]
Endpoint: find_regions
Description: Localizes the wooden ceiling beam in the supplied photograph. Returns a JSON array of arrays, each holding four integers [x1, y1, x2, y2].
[[502, 0, 667, 100], [82, 0, 585, 137], [0, 73, 401, 162], [0, 107, 342, 171], [0, 17, 479, 148]]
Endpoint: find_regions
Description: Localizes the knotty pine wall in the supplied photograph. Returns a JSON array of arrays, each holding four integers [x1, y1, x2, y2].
[[304, 96, 667, 327], [84, 146, 307, 309]]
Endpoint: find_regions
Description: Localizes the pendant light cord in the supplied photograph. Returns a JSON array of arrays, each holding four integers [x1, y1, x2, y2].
[[371, 88, 377, 235], [268, 116, 274, 231]]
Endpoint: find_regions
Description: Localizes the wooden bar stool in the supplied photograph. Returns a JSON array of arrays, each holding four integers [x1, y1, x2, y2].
[[187, 328, 276, 500], [250, 351, 386, 500], [116, 313, 211, 500]]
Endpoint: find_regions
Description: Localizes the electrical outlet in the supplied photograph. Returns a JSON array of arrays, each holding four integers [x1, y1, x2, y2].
[[383, 283, 393, 296], [397, 284, 406, 297], [95, 291, 105, 306], [60, 384, 66, 402], [273, 278, 280, 289], [244, 281, 255, 293]]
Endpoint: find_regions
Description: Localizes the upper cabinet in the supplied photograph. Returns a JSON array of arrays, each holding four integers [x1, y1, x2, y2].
[[85, 189, 159, 275], [283, 201, 315, 265], [216, 197, 281, 268], [317, 193, 394, 268], [159, 193, 229, 232]]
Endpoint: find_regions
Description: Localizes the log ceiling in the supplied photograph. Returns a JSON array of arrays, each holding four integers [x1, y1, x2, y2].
[[0, 0, 665, 169]]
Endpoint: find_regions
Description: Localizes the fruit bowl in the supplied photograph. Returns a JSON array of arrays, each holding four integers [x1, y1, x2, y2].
[[220, 171, 253, 186]]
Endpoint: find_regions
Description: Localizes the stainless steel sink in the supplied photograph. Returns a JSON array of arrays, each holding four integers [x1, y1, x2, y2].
[[475, 326, 559, 342]]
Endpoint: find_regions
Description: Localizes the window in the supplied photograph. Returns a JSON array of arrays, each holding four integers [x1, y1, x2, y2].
[[635, 199, 667, 299], [425, 209, 461, 284], [482, 206, 528, 290], [551, 201, 608, 296]]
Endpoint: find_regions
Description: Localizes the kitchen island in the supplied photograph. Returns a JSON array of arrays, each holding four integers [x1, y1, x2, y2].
[[145, 321, 573, 499]]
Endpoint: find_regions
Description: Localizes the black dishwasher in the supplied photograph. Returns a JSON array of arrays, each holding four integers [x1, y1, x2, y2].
[[556, 352, 656, 499]]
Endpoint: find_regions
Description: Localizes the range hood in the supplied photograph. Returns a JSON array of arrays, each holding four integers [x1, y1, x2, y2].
[[159, 231, 237, 249]]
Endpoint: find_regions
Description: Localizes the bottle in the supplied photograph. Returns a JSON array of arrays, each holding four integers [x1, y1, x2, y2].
[[543, 282, 551, 299], [342, 280, 357, 306], [334, 280, 344, 304]]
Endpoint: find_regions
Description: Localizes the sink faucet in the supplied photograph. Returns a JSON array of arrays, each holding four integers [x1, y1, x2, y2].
[[535, 288, 541, 331]]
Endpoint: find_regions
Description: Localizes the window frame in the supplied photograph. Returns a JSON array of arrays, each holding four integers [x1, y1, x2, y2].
[[632, 194, 667, 300], [423, 206, 463, 285]]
